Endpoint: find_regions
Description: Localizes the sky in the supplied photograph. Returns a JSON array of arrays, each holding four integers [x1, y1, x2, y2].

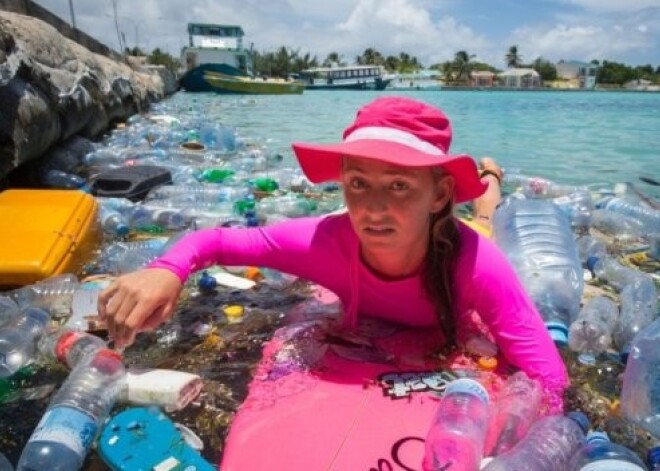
[[35, 0, 660, 68]]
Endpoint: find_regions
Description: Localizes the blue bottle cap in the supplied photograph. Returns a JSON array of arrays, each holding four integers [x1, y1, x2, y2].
[[116, 224, 130, 237], [585, 431, 609, 444], [648, 446, 660, 467], [586, 256, 600, 273], [546, 321, 568, 345], [620, 346, 631, 364], [567, 411, 590, 433], [245, 215, 260, 227], [444, 378, 489, 405], [197, 271, 217, 291]]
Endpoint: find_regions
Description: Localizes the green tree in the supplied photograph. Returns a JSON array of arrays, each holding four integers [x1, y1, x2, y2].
[[505, 45, 522, 68], [358, 48, 384, 66], [148, 48, 179, 74], [323, 52, 344, 67], [531, 57, 557, 82], [453, 50, 475, 82], [384, 55, 400, 72]]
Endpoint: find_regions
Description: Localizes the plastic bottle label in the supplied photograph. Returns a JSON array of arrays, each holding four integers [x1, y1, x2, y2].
[[580, 460, 645, 471], [30, 406, 97, 456]]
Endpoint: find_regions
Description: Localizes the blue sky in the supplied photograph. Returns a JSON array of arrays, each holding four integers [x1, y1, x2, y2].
[[35, 0, 660, 68]]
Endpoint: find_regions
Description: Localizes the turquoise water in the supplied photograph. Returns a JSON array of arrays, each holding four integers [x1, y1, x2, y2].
[[165, 90, 660, 198]]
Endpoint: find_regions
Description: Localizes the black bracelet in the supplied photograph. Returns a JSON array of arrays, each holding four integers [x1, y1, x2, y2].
[[480, 169, 502, 186]]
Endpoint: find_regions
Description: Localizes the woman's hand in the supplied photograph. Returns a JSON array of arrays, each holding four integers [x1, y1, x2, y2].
[[98, 268, 183, 349]]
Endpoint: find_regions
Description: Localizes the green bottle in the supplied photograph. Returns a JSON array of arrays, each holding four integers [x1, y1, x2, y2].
[[0, 365, 36, 404], [254, 177, 279, 192], [198, 168, 235, 183]]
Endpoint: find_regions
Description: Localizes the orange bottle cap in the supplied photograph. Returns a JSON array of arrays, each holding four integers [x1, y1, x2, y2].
[[477, 356, 498, 371], [245, 266, 262, 281]]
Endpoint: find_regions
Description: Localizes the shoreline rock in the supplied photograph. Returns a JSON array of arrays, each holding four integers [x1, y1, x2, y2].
[[0, 11, 176, 181]]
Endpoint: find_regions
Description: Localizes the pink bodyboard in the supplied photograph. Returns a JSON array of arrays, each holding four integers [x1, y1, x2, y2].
[[221, 289, 502, 471]]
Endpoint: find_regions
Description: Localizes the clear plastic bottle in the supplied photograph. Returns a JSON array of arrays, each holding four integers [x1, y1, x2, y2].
[[0, 296, 20, 328], [568, 431, 647, 470], [484, 372, 543, 456], [591, 209, 646, 242], [12, 274, 81, 315], [568, 296, 619, 365], [145, 184, 251, 204], [648, 447, 660, 470], [587, 256, 658, 353], [38, 329, 106, 369], [99, 207, 129, 237], [423, 378, 490, 471], [552, 190, 594, 231], [576, 235, 606, 265], [0, 307, 50, 378], [0, 451, 13, 471], [482, 411, 590, 471], [599, 197, 660, 234], [97, 238, 168, 275], [620, 317, 660, 438], [16, 348, 126, 471], [41, 169, 88, 191], [128, 205, 187, 230], [493, 198, 584, 344]]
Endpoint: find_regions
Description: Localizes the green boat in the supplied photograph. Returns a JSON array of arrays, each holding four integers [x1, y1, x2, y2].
[[179, 23, 304, 95]]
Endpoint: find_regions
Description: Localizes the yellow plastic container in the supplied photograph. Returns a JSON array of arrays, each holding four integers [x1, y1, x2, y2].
[[0, 189, 101, 286]]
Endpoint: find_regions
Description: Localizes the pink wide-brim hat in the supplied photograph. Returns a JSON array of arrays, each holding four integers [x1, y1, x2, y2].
[[292, 96, 487, 204]]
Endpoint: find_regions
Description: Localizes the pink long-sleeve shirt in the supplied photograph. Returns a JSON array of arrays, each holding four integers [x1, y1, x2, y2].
[[150, 213, 568, 403]]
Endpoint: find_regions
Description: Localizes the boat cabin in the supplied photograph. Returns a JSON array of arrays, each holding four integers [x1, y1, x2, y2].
[[182, 23, 250, 74]]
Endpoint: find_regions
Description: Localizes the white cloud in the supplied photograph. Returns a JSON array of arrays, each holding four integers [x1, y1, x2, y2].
[[638, 24, 649, 32], [510, 23, 653, 63], [559, 0, 660, 12]]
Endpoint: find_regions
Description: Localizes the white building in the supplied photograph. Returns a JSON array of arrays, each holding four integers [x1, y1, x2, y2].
[[498, 68, 541, 88], [556, 60, 598, 89]]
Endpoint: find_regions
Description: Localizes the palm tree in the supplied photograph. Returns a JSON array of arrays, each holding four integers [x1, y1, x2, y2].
[[323, 52, 344, 67], [505, 45, 522, 68], [453, 50, 475, 82]]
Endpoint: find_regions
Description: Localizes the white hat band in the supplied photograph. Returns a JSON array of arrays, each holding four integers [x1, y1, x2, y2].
[[344, 126, 444, 156]]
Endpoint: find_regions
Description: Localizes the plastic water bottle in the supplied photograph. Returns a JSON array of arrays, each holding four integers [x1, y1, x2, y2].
[[16, 348, 125, 471], [12, 274, 81, 315], [576, 235, 606, 265], [587, 256, 658, 353], [648, 447, 660, 470], [38, 329, 106, 369], [0, 307, 50, 378], [97, 238, 169, 275], [99, 207, 129, 237], [598, 197, 660, 234], [568, 296, 619, 365], [552, 190, 594, 230], [620, 317, 660, 438], [591, 209, 646, 242], [484, 372, 543, 456], [423, 378, 490, 471], [128, 205, 187, 230], [568, 431, 647, 470], [41, 169, 88, 191], [0, 296, 20, 328], [482, 411, 590, 471], [0, 452, 13, 471], [493, 198, 584, 344]]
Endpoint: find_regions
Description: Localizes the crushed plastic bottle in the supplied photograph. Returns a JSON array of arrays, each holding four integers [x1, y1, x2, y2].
[[39, 329, 106, 369], [587, 256, 658, 353], [620, 317, 660, 438], [598, 196, 660, 235], [484, 372, 543, 457], [482, 412, 590, 471], [568, 296, 619, 365], [99, 207, 129, 237], [12, 274, 81, 317], [0, 296, 20, 329]]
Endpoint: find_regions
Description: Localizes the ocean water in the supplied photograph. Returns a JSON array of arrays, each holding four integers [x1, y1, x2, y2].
[[164, 90, 660, 198]]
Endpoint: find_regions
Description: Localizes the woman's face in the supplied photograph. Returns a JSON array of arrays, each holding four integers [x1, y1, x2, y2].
[[341, 156, 452, 263]]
